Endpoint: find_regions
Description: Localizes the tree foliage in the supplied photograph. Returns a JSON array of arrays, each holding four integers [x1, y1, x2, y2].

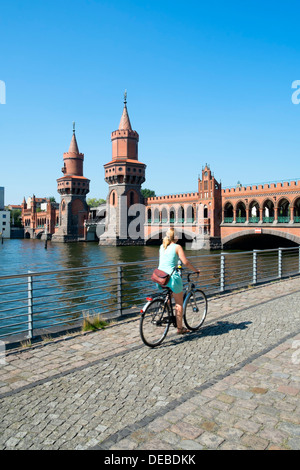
[[87, 198, 106, 207], [141, 188, 156, 198]]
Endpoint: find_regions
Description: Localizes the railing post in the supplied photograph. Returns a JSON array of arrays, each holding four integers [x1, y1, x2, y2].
[[27, 271, 33, 339], [278, 248, 282, 279], [117, 266, 123, 316], [253, 250, 257, 285], [220, 253, 225, 292]]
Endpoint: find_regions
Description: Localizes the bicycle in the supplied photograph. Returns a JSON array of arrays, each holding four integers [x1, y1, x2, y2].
[[139, 270, 208, 348]]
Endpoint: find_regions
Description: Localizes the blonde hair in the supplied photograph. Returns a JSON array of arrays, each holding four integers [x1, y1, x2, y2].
[[163, 228, 176, 250]]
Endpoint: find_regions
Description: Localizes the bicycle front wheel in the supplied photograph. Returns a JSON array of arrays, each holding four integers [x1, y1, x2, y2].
[[140, 298, 170, 348], [183, 289, 207, 331]]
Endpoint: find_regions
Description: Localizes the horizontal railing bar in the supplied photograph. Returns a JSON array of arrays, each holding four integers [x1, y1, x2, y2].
[[0, 296, 29, 306], [31, 276, 119, 292], [32, 281, 119, 301], [0, 304, 28, 314], [0, 328, 30, 339], [32, 267, 119, 283], [0, 319, 32, 330], [33, 296, 118, 315], [35, 304, 120, 323]]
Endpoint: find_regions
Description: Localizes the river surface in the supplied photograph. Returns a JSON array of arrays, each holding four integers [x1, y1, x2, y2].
[[0, 239, 164, 276], [0, 239, 298, 340]]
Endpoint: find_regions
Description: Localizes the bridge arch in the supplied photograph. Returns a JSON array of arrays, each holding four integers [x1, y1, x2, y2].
[[145, 226, 199, 246], [222, 228, 300, 250]]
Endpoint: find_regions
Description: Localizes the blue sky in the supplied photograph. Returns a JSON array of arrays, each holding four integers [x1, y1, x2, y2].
[[1, 0, 300, 204]]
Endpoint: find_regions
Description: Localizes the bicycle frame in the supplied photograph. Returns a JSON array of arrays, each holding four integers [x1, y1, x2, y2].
[[140, 288, 177, 328]]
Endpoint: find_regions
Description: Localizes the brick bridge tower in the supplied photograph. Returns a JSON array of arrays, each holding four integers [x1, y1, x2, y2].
[[52, 124, 90, 242], [99, 92, 146, 245]]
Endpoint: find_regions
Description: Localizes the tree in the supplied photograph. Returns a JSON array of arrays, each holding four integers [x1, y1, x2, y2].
[[10, 209, 23, 227], [141, 188, 156, 198], [87, 198, 106, 207]]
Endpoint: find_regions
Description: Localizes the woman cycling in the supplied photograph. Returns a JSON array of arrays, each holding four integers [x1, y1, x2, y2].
[[158, 228, 200, 334]]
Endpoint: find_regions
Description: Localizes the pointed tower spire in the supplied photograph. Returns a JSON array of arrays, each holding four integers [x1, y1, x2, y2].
[[119, 90, 132, 130], [68, 122, 79, 154]]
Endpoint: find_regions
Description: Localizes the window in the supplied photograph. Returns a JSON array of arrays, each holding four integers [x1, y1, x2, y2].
[[130, 191, 134, 205]]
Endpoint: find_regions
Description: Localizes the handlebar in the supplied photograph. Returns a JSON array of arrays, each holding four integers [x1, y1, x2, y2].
[[187, 272, 200, 282], [176, 266, 200, 282]]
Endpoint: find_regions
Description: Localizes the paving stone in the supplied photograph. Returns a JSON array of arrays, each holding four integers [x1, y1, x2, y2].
[[1, 277, 300, 450]]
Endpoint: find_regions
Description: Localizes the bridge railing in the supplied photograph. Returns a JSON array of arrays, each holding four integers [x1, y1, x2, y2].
[[0, 246, 299, 343]]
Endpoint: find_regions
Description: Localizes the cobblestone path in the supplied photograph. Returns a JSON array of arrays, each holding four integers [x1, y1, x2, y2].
[[0, 277, 300, 450]]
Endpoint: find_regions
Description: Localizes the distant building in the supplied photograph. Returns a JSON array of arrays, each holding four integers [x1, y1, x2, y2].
[[0, 188, 11, 238], [0, 187, 4, 210], [0, 211, 10, 238], [26, 196, 47, 209], [22, 196, 59, 240]]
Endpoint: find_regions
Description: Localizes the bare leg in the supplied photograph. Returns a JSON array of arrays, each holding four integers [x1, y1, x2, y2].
[[172, 291, 184, 331]]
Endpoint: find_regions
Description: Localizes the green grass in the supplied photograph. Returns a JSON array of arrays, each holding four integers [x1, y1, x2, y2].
[[82, 314, 108, 332]]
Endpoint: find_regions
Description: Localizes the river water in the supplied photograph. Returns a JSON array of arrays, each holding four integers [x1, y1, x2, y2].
[[0, 239, 163, 276], [0, 239, 298, 341]]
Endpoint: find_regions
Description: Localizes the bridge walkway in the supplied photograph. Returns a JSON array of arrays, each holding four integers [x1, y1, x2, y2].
[[0, 276, 300, 450]]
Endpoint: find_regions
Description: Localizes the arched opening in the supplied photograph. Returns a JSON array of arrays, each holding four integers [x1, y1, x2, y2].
[[129, 191, 134, 206], [249, 200, 260, 223], [147, 208, 152, 223], [185, 205, 194, 223], [224, 202, 233, 223], [161, 207, 168, 223], [293, 197, 300, 222], [236, 202, 246, 223], [169, 208, 175, 224], [263, 199, 275, 223], [154, 208, 159, 223], [110, 191, 117, 207], [178, 206, 185, 223], [277, 198, 290, 223], [223, 232, 299, 250]]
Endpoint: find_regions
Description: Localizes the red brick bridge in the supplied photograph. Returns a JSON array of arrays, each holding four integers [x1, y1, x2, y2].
[[144, 167, 300, 249]]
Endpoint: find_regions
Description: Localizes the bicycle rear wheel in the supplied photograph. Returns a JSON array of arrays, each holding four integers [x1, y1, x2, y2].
[[140, 298, 170, 347], [183, 289, 207, 331]]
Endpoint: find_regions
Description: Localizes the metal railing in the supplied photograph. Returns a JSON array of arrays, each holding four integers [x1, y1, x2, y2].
[[0, 246, 299, 343]]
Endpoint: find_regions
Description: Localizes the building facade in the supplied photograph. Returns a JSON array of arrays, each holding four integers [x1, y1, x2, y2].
[[0, 187, 4, 210], [0, 211, 10, 239], [0, 187, 11, 238], [22, 196, 59, 239]]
